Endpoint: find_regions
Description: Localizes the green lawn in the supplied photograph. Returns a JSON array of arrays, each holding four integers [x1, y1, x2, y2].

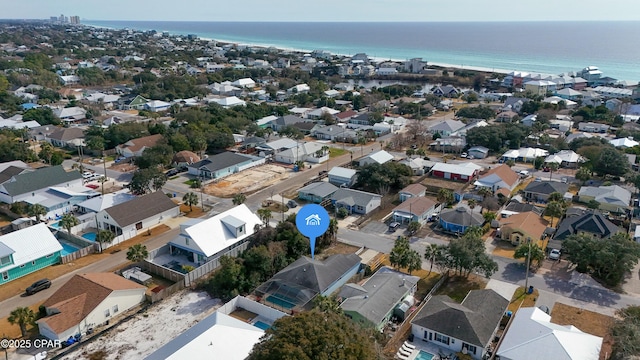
[[329, 147, 348, 158], [184, 179, 200, 187]]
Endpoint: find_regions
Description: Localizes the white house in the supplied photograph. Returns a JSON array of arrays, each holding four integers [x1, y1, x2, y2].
[[37, 273, 146, 340], [496, 307, 603, 360], [609, 137, 639, 148], [210, 96, 246, 108], [328, 167, 357, 187], [544, 150, 585, 168], [168, 204, 261, 265], [358, 150, 394, 166], [53, 106, 86, 122], [231, 78, 255, 88], [97, 191, 180, 246], [0, 165, 83, 205], [144, 100, 171, 112], [274, 142, 328, 164]]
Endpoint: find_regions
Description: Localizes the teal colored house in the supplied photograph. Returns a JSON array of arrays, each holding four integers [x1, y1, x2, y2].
[[0, 223, 62, 285]]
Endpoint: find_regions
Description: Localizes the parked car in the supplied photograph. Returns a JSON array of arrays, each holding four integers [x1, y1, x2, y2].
[[549, 249, 561, 260], [460, 152, 468, 158], [287, 200, 299, 208], [26, 279, 51, 295], [518, 170, 529, 178], [82, 171, 94, 179], [165, 169, 179, 177], [388, 222, 401, 232]]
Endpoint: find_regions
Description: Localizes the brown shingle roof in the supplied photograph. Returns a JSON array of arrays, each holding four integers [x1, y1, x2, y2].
[[105, 191, 178, 227], [499, 211, 548, 241], [119, 134, 163, 152], [400, 183, 426, 196], [483, 164, 520, 187], [393, 196, 436, 215], [40, 273, 144, 333]]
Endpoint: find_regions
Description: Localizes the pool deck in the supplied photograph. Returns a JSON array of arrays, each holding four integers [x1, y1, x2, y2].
[[398, 340, 450, 360]]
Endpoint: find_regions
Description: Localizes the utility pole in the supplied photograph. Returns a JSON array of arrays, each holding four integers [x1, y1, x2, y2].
[[524, 238, 531, 292]]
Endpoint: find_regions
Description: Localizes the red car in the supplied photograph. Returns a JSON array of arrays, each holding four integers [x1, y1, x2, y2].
[[86, 184, 99, 189]]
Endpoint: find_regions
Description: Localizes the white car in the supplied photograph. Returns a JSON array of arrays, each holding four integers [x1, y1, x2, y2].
[[549, 249, 561, 260], [460, 152, 468, 158]]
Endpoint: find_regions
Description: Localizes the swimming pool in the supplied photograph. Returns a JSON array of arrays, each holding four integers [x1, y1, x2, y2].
[[60, 242, 80, 256], [82, 232, 97, 241], [253, 321, 271, 330], [266, 295, 296, 310], [415, 350, 435, 360], [49, 221, 60, 229]]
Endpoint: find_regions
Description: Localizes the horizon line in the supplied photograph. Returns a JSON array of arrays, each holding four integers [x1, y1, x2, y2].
[[2, 18, 640, 23]]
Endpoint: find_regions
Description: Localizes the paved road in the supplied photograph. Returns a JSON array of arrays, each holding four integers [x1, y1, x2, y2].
[[0, 226, 182, 319]]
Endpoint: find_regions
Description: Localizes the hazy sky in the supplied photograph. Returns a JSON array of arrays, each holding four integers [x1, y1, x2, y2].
[[2, 0, 640, 22]]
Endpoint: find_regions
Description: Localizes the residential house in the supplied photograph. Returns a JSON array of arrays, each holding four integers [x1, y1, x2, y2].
[[172, 150, 201, 168], [429, 136, 466, 153], [399, 157, 433, 176], [428, 119, 465, 136], [76, 191, 136, 215], [550, 209, 621, 250], [59, 75, 80, 85], [274, 142, 328, 164], [256, 254, 361, 311], [411, 289, 509, 360], [256, 138, 298, 155], [496, 307, 603, 360], [269, 115, 307, 132], [432, 85, 460, 97], [578, 185, 631, 214], [523, 181, 570, 203], [609, 137, 639, 149], [97, 191, 180, 246], [187, 152, 264, 179], [168, 204, 261, 265], [53, 107, 87, 123], [210, 96, 246, 108], [0, 165, 83, 204], [350, 113, 374, 126], [144, 100, 171, 112], [146, 296, 288, 360], [450, 120, 488, 138], [0, 223, 62, 285], [46, 127, 85, 148], [500, 199, 543, 218], [25, 186, 99, 220], [37, 273, 146, 340], [115, 134, 163, 158], [231, 78, 255, 88], [0, 161, 31, 184], [496, 110, 519, 123], [578, 122, 609, 133], [392, 196, 439, 224], [501, 147, 549, 163], [298, 182, 339, 204], [312, 125, 359, 142], [307, 107, 340, 119], [358, 150, 394, 166], [335, 110, 358, 123], [439, 207, 484, 234], [331, 188, 382, 215], [497, 211, 549, 246], [340, 267, 419, 331], [287, 83, 310, 94], [544, 150, 585, 168], [521, 114, 537, 127], [468, 146, 490, 159], [524, 80, 556, 96], [430, 162, 482, 182], [399, 183, 426, 202], [473, 164, 519, 194], [501, 97, 530, 113], [120, 95, 149, 110], [328, 167, 357, 188]]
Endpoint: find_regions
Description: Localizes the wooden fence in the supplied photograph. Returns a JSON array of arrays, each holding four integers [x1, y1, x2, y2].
[[141, 259, 186, 284], [147, 281, 186, 304], [61, 245, 94, 264]]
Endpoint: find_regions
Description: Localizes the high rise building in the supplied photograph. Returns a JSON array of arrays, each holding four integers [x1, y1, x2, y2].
[[70, 16, 80, 24]]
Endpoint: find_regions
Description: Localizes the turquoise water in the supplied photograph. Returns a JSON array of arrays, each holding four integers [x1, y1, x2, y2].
[[266, 295, 296, 309], [60, 242, 79, 256], [253, 321, 271, 330], [84, 21, 640, 81], [415, 350, 434, 360], [82, 232, 97, 242], [49, 222, 60, 229]]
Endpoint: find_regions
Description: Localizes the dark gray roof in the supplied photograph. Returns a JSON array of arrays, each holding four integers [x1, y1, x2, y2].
[[504, 200, 543, 215], [190, 152, 253, 173], [439, 207, 484, 227], [524, 181, 569, 196], [331, 188, 382, 207], [0, 166, 31, 184], [298, 182, 339, 198], [553, 210, 621, 241], [1, 165, 82, 196], [412, 289, 508, 347], [274, 115, 305, 126], [256, 254, 361, 304], [104, 191, 178, 227], [339, 267, 419, 327]]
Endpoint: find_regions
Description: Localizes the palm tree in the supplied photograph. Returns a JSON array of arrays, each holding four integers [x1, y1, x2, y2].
[[27, 203, 47, 222], [547, 162, 559, 180], [182, 192, 199, 212], [406, 250, 422, 275], [545, 201, 564, 227], [257, 208, 272, 227], [424, 243, 442, 274], [126, 244, 148, 263], [575, 166, 591, 185], [232, 193, 247, 205], [8, 306, 36, 337], [468, 199, 477, 209], [514, 243, 545, 268], [483, 211, 497, 224], [477, 187, 493, 199], [60, 213, 79, 235], [437, 189, 454, 207], [95, 229, 115, 253]]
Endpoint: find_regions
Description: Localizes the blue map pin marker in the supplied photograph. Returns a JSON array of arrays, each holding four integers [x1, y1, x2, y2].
[[295, 204, 330, 259]]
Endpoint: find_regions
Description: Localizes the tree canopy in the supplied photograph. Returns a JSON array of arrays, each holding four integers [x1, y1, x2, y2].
[[355, 162, 412, 194], [247, 311, 378, 360], [610, 305, 640, 359]]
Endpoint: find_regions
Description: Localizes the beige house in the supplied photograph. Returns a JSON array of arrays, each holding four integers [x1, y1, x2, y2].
[[498, 211, 549, 247]]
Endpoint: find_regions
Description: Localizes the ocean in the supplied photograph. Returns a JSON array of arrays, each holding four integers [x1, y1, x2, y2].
[[84, 21, 640, 82]]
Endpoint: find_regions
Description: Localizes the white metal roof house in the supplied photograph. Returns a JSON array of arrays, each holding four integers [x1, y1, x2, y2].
[[609, 137, 639, 148], [496, 307, 602, 360], [53, 106, 86, 122], [168, 204, 261, 265], [146, 296, 288, 360], [0, 223, 63, 285], [144, 100, 171, 112], [544, 150, 586, 168], [209, 96, 246, 108], [274, 142, 328, 164], [428, 119, 465, 136], [578, 185, 631, 214], [430, 162, 482, 182], [231, 77, 255, 88], [358, 150, 394, 166], [501, 147, 549, 162], [328, 166, 358, 187]]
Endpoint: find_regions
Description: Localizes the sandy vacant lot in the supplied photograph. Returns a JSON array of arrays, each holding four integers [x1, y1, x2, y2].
[[204, 164, 288, 198], [61, 291, 220, 360]]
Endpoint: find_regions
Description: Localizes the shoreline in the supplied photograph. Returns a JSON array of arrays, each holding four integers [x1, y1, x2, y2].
[[82, 22, 627, 81]]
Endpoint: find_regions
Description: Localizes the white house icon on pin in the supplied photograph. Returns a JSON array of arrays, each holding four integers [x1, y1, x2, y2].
[[305, 214, 322, 226]]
